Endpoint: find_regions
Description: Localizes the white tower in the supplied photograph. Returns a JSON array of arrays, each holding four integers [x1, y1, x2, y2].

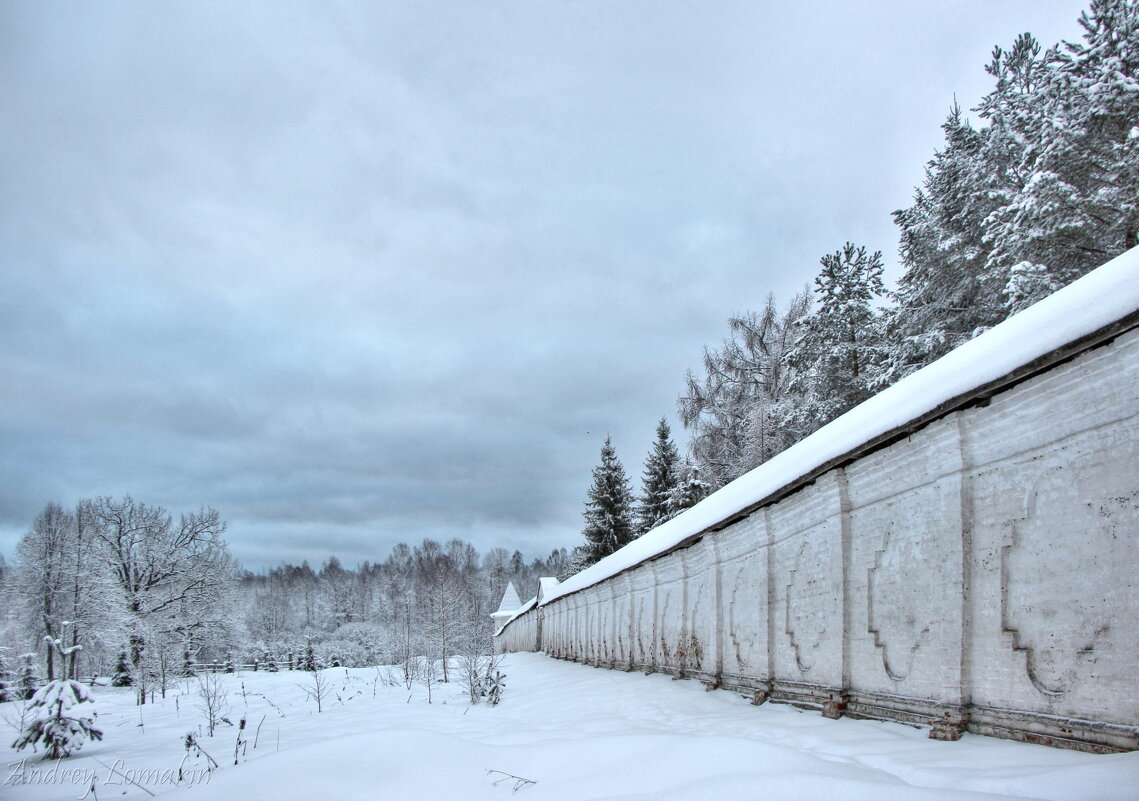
[[490, 581, 523, 627]]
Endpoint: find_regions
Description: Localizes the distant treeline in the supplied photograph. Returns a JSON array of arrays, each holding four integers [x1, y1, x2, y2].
[[0, 495, 567, 697]]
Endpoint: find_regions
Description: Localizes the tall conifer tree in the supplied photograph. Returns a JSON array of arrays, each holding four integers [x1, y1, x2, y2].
[[637, 418, 681, 535], [580, 437, 635, 566], [784, 243, 886, 436]]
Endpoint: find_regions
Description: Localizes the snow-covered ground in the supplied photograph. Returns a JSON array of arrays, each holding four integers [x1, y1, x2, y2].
[[3, 653, 1137, 801]]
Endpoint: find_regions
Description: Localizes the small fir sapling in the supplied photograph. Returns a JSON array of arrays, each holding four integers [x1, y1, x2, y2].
[[482, 669, 506, 706], [11, 679, 103, 759]]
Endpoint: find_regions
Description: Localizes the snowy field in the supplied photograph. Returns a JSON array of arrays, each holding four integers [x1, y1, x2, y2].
[[3, 653, 1138, 801]]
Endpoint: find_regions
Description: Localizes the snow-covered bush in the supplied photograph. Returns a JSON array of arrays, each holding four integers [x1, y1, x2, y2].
[[12, 679, 103, 759], [455, 630, 503, 705], [314, 639, 367, 669]]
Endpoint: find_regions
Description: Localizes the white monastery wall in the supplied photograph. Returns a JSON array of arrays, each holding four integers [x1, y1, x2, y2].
[[495, 260, 1139, 752]]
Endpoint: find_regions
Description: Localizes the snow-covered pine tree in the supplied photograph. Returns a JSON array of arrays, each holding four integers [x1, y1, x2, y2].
[[636, 418, 682, 535], [784, 243, 886, 437], [12, 679, 103, 759], [580, 437, 635, 566]]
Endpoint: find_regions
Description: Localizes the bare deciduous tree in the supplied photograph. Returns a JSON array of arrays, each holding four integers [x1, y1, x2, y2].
[[90, 496, 237, 704]]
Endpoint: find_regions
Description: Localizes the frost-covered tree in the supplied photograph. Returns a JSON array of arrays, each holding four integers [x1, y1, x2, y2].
[[887, 104, 1006, 381], [888, 1, 1139, 381], [579, 437, 635, 566], [669, 459, 710, 514], [678, 292, 810, 488], [454, 620, 501, 705], [982, 3, 1139, 302], [0, 647, 12, 702], [89, 496, 237, 704], [12, 679, 103, 759], [636, 418, 682, 535], [16, 653, 40, 701], [423, 557, 469, 683], [13, 505, 70, 682], [195, 672, 230, 734], [12, 503, 120, 683]]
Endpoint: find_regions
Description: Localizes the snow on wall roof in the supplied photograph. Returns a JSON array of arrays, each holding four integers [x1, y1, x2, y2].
[[540, 246, 1139, 609], [495, 581, 523, 614], [537, 577, 560, 600]]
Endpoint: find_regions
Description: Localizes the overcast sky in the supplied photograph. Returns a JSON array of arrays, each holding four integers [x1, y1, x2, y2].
[[0, 1, 1090, 571]]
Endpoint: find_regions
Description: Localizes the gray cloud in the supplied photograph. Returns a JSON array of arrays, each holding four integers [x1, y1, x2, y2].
[[0, 0, 1089, 568]]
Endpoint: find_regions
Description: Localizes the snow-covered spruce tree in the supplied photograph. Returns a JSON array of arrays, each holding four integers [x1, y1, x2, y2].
[[111, 651, 133, 687], [579, 437, 635, 567], [669, 459, 709, 515], [636, 418, 682, 536], [887, 2, 1139, 382], [12, 679, 103, 759], [783, 243, 886, 437], [886, 103, 1006, 383], [981, 2, 1139, 308], [300, 641, 317, 672]]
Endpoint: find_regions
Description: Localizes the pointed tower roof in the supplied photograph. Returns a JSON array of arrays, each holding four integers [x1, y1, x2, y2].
[[495, 581, 522, 614]]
